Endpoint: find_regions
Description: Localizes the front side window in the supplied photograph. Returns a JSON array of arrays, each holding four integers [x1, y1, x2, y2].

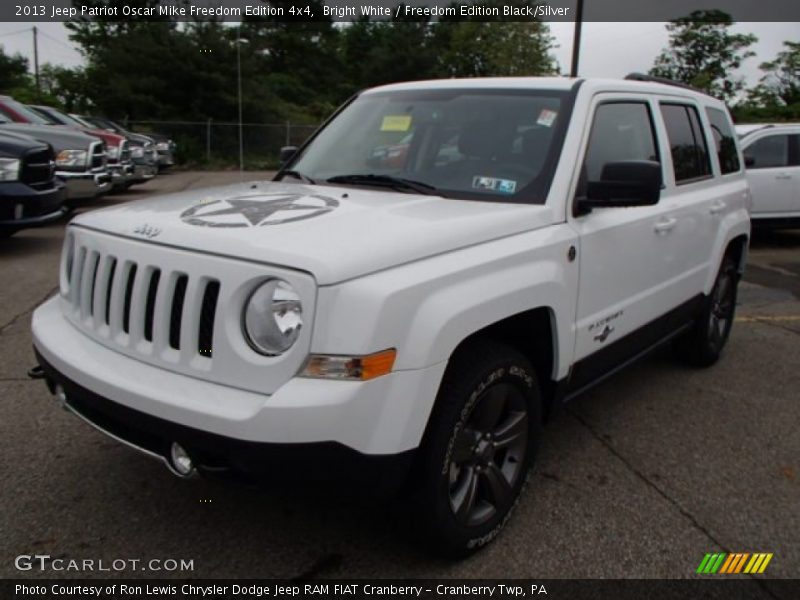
[[660, 103, 712, 183], [582, 101, 659, 184], [706, 107, 741, 174], [744, 135, 790, 169], [289, 88, 573, 204]]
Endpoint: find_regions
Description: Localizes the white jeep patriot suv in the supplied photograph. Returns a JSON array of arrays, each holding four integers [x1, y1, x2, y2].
[[32, 75, 751, 556]]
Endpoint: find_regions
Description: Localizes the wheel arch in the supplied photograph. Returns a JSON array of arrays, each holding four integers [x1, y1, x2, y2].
[[437, 306, 559, 424]]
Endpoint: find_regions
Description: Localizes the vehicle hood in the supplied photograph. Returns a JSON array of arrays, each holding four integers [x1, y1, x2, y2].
[[0, 123, 96, 152], [71, 181, 557, 285], [0, 130, 49, 156], [80, 127, 123, 146]]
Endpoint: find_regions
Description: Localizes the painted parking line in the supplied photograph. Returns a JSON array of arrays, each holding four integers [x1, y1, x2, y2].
[[735, 315, 800, 323]]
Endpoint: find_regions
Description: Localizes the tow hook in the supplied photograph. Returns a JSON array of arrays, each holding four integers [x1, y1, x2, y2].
[[27, 365, 45, 380]]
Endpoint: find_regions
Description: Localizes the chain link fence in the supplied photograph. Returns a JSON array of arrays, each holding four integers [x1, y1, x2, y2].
[[123, 119, 320, 168]]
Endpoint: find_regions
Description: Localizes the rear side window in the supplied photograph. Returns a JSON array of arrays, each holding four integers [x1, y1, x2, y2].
[[705, 107, 741, 174], [743, 134, 794, 169], [660, 103, 712, 183], [583, 102, 659, 183]]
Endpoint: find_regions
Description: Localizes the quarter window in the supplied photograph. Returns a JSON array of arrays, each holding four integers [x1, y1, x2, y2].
[[660, 104, 712, 183], [583, 102, 659, 183], [705, 107, 741, 174]]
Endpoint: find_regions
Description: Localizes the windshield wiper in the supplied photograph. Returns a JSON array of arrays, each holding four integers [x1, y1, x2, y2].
[[326, 174, 438, 195], [278, 170, 316, 184]]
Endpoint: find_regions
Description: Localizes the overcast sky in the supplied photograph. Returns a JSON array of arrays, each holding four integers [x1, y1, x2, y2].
[[0, 21, 796, 88]]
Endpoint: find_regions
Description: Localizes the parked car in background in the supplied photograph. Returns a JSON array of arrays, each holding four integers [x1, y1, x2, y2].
[[27, 104, 134, 191], [79, 115, 174, 170], [0, 104, 111, 202], [0, 130, 66, 238], [72, 114, 159, 184], [737, 124, 800, 229]]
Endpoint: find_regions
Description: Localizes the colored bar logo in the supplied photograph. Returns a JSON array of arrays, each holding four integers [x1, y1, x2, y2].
[[697, 552, 773, 574]]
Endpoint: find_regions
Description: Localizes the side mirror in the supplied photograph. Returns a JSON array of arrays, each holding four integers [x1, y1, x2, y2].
[[744, 155, 755, 168], [279, 145, 298, 164], [576, 160, 662, 214]]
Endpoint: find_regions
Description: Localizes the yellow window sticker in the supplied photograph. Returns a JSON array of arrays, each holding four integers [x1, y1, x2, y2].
[[381, 115, 412, 132]]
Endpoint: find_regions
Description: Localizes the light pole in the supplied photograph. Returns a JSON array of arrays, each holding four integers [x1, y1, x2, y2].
[[570, 0, 584, 78], [236, 27, 249, 178]]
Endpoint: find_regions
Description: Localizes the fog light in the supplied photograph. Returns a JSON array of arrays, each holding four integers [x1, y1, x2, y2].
[[169, 442, 195, 477]]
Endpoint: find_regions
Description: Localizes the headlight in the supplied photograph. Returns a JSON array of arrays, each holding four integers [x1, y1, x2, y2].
[[55, 149, 88, 168], [0, 158, 20, 181], [107, 145, 120, 159], [130, 146, 145, 158], [243, 279, 303, 356], [156, 142, 169, 151]]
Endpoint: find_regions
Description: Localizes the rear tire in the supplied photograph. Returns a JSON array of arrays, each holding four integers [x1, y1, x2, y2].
[[674, 254, 739, 367], [414, 339, 542, 558]]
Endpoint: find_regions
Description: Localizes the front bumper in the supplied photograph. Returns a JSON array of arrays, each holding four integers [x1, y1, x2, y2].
[[0, 181, 67, 231], [32, 296, 446, 481], [156, 150, 174, 167], [131, 162, 158, 183], [109, 161, 135, 188], [36, 351, 413, 487], [57, 168, 112, 200]]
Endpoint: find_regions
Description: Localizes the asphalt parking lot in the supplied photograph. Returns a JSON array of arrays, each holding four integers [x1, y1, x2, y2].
[[0, 171, 798, 581]]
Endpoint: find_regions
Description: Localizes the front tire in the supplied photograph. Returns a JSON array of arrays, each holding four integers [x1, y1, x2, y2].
[[674, 254, 740, 367], [414, 340, 542, 557]]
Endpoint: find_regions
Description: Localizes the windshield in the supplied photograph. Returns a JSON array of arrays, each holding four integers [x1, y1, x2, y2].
[[289, 88, 570, 203], [70, 114, 94, 128], [1, 98, 50, 125], [42, 106, 83, 127]]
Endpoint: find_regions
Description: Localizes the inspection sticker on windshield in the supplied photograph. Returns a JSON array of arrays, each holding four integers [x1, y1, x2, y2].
[[472, 176, 517, 194], [537, 109, 558, 127], [381, 115, 412, 132]]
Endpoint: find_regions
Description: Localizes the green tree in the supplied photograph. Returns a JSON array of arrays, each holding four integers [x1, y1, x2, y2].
[[0, 46, 32, 94], [757, 41, 800, 107], [433, 21, 556, 78], [649, 10, 757, 102]]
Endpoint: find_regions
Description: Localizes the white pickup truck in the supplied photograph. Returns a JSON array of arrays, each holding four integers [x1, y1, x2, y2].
[[737, 123, 800, 228], [32, 75, 751, 556]]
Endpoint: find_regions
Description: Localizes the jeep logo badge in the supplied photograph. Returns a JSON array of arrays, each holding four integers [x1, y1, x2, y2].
[[180, 193, 338, 228]]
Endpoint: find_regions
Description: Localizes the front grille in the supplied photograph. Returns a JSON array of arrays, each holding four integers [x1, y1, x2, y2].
[[89, 141, 107, 169], [119, 140, 131, 162], [20, 147, 55, 189], [67, 246, 221, 361], [60, 228, 316, 396]]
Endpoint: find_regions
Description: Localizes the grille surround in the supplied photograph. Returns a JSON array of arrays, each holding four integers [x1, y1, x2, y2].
[[60, 227, 316, 395], [20, 147, 56, 190]]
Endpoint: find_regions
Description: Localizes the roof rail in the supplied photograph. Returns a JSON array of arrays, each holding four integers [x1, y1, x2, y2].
[[624, 73, 705, 94]]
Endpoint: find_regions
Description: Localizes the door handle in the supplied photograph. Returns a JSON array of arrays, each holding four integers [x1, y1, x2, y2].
[[775, 174, 792, 180], [654, 217, 677, 234], [709, 201, 726, 215]]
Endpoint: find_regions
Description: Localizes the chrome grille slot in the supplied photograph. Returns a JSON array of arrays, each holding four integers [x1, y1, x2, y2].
[[122, 263, 138, 335], [169, 275, 188, 350], [198, 281, 220, 358], [103, 258, 117, 327], [143, 269, 161, 342], [70, 246, 87, 310]]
